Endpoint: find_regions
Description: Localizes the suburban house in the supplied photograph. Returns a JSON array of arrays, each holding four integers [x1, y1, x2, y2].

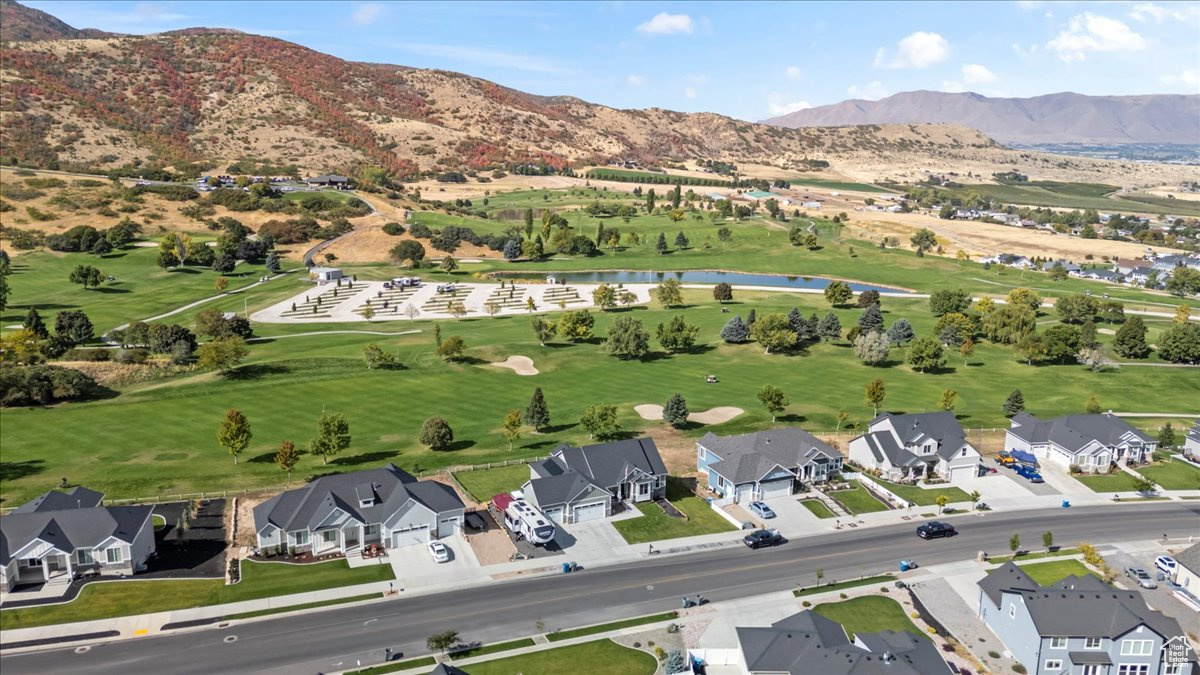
[[523, 438, 667, 524], [0, 487, 156, 592], [1174, 544, 1200, 603], [1004, 412, 1156, 473], [253, 465, 465, 556], [1041, 260, 1082, 274], [847, 412, 981, 483], [1185, 421, 1200, 458], [978, 562, 1194, 675], [696, 427, 843, 502], [733, 609, 955, 674], [306, 174, 351, 188]]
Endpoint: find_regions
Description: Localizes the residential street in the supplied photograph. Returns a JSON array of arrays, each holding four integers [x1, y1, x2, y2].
[[4, 502, 1197, 675]]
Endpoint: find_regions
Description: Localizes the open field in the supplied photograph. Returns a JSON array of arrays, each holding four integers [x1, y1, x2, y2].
[[1073, 471, 1146, 493], [812, 596, 924, 640]]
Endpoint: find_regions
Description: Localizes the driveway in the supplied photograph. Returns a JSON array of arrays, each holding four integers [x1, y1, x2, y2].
[[911, 569, 1024, 675], [763, 496, 826, 539], [1105, 545, 1200, 647], [958, 470, 1057, 500], [388, 533, 482, 592], [557, 519, 632, 563], [1035, 461, 1095, 497]]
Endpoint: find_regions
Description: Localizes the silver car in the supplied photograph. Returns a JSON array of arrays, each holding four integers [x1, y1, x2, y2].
[[1125, 566, 1157, 589], [748, 501, 776, 519]]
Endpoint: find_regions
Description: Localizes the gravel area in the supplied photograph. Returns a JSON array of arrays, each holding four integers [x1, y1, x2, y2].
[[911, 577, 1017, 674], [612, 626, 685, 675]]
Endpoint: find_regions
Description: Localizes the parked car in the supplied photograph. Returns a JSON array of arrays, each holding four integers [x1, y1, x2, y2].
[[428, 540, 450, 563], [916, 522, 957, 539], [748, 501, 776, 519], [995, 452, 1016, 466], [1155, 555, 1178, 579], [743, 529, 783, 549], [1014, 464, 1044, 483], [1125, 567, 1157, 589]]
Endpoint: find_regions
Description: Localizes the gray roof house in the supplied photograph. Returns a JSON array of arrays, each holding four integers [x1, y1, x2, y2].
[[1185, 421, 1200, 458], [305, 174, 351, 187], [848, 412, 981, 483], [254, 465, 465, 556], [978, 562, 1195, 675], [1005, 412, 1156, 473], [735, 609, 955, 674], [0, 487, 156, 592], [697, 427, 842, 503], [523, 438, 667, 524], [1176, 543, 1200, 604]]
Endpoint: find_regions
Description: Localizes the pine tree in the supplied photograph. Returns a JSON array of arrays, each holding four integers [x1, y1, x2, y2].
[[23, 307, 49, 339], [656, 232, 668, 255], [663, 393, 689, 428], [674, 231, 689, 249], [817, 311, 842, 342], [1158, 422, 1177, 449], [746, 308, 757, 326], [787, 307, 807, 344], [1112, 316, 1150, 359], [858, 304, 884, 334], [886, 318, 914, 345], [1003, 388, 1026, 417], [525, 387, 550, 431], [265, 250, 281, 273], [720, 315, 750, 343]]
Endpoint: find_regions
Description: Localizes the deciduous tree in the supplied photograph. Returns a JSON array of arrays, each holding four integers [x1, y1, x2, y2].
[[938, 389, 957, 411], [275, 440, 299, 486], [907, 336, 945, 373], [69, 264, 103, 290], [655, 278, 683, 307], [532, 316, 556, 346], [824, 280, 853, 307], [605, 316, 651, 359], [712, 283, 733, 303], [580, 404, 619, 440], [592, 284, 616, 310], [218, 408, 252, 465], [420, 416, 454, 451], [757, 385, 788, 423], [197, 336, 248, 372], [853, 331, 890, 365], [750, 313, 797, 354], [656, 315, 699, 353], [436, 335, 467, 360], [502, 409, 522, 450]]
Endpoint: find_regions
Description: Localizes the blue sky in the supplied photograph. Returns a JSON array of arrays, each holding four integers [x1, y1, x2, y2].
[[27, 1, 1200, 120]]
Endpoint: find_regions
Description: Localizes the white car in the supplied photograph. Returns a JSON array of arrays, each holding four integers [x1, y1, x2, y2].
[[428, 540, 450, 563], [1154, 555, 1178, 579]]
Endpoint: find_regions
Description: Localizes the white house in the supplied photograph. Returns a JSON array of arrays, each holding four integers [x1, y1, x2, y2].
[[848, 412, 981, 483], [1185, 421, 1200, 459], [310, 266, 343, 282], [1005, 412, 1156, 473]]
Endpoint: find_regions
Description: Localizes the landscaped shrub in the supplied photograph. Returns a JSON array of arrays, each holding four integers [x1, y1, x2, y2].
[[0, 365, 100, 407], [61, 348, 111, 362], [382, 222, 404, 235]]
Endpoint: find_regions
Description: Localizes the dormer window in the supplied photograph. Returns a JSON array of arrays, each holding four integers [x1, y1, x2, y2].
[[359, 497, 374, 508]]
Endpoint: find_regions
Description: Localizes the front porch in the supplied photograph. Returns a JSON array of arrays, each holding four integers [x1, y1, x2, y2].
[[311, 522, 384, 557]]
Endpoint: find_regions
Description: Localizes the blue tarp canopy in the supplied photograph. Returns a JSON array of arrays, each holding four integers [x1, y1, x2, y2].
[[1010, 449, 1038, 465]]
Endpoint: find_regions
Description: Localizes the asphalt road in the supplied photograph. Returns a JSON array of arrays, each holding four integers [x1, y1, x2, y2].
[[4, 503, 1198, 675]]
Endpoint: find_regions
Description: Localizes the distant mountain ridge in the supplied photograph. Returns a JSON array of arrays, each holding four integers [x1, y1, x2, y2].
[[0, 0, 115, 40], [762, 91, 1200, 145]]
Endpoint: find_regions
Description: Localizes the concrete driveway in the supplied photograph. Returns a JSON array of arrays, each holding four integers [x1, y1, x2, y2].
[[1104, 543, 1200, 647], [388, 533, 483, 592], [1036, 460, 1095, 497], [763, 496, 827, 539], [556, 519, 633, 564], [956, 471, 1052, 500]]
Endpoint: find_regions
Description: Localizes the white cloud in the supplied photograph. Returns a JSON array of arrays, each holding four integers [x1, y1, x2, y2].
[[1129, 3, 1199, 23], [847, 80, 889, 101], [636, 12, 694, 35], [961, 64, 997, 84], [626, 74, 645, 87], [785, 65, 803, 80], [685, 86, 698, 99], [352, 3, 385, 26], [1047, 13, 1147, 62], [1161, 69, 1199, 87], [766, 93, 812, 116], [394, 43, 566, 73], [874, 31, 950, 69]]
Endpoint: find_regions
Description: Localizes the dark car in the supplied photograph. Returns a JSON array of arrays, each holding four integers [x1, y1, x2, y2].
[[743, 529, 783, 549], [916, 521, 957, 539]]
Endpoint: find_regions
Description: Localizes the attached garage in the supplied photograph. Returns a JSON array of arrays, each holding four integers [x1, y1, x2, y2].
[[544, 507, 565, 524], [390, 525, 429, 548], [948, 464, 977, 482], [759, 479, 792, 500], [437, 516, 461, 537], [571, 501, 606, 523], [735, 484, 754, 503]]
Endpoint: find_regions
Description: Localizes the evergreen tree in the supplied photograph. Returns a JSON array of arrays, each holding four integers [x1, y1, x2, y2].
[[1158, 422, 1177, 449], [674, 231, 689, 249], [746, 308, 757, 326], [720, 315, 750, 343], [817, 311, 842, 342], [663, 393, 689, 428], [858, 304, 884, 334], [265, 250, 281, 273], [656, 232, 668, 255], [886, 319, 914, 345], [1112, 316, 1150, 359], [23, 307, 49, 339], [787, 307, 809, 344], [525, 387, 550, 431]]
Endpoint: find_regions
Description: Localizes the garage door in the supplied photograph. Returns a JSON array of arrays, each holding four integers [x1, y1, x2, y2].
[[438, 517, 460, 538], [735, 484, 754, 503], [572, 502, 606, 523], [390, 525, 429, 548], [948, 465, 976, 482], [544, 507, 564, 524], [760, 479, 792, 500]]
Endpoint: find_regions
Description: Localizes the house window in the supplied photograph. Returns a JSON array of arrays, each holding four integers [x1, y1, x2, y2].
[[1164, 664, 1181, 675], [77, 549, 94, 565], [698, 447, 705, 460], [20, 557, 39, 568], [1044, 659, 1063, 671], [359, 498, 373, 508], [638, 482, 649, 496], [1082, 667, 1100, 675], [1117, 666, 1149, 675], [717, 475, 725, 488], [363, 524, 378, 536], [1120, 640, 1153, 656], [1084, 637, 1103, 649], [292, 531, 309, 546], [321, 530, 338, 543], [106, 548, 122, 564], [1049, 637, 1067, 649]]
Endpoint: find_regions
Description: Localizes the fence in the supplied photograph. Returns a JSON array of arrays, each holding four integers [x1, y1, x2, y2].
[[709, 500, 747, 530]]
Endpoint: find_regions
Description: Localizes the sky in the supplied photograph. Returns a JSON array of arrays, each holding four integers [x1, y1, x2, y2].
[[26, 0, 1200, 121]]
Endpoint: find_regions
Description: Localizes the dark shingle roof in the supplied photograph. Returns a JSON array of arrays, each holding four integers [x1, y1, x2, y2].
[[548, 438, 666, 489], [526, 472, 606, 508], [879, 411, 971, 461], [1187, 421, 1200, 443], [0, 502, 153, 565], [699, 428, 839, 484], [738, 610, 951, 674], [1008, 412, 1154, 453], [13, 486, 105, 513], [1175, 543, 1200, 575], [253, 464, 464, 534]]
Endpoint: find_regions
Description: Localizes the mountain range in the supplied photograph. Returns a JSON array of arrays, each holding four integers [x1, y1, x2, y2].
[[763, 90, 1200, 145]]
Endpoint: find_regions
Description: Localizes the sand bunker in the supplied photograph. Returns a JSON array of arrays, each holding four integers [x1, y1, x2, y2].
[[634, 404, 744, 425], [489, 355, 539, 376]]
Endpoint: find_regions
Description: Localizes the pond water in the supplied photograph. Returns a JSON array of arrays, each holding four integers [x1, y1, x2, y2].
[[494, 270, 910, 294]]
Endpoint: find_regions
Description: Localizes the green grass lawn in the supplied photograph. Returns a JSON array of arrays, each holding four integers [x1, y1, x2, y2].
[[466, 638, 656, 675], [860, 475, 971, 506], [786, 177, 894, 193], [611, 478, 736, 544], [453, 464, 534, 502], [813, 596, 924, 640], [450, 638, 537, 660], [940, 181, 1200, 217], [223, 592, 382, 620], [1017, 559, 1099, 586], [1137, 458, 1200, 490], [1074, 471, 1146, 493], [799, 498, 836, 519], [547, 611, 677, 642], [350, 656, 437, 675], [988, 547, 1080, 564], [828, 484, 891, 515], [0, 559, 393, 630]]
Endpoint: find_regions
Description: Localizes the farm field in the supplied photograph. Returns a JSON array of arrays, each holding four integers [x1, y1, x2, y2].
[[943, 181, 1200, 217]]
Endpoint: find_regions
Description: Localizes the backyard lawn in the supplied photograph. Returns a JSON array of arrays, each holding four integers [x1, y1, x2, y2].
[[812, 596, 924, 640], [0, 559, 394, 630], [828, 484, 891, 515], [612, 478, 736, 544], [1137, 458, 1200, 490], [860, 475, 971, 506], [1073, 471, 1146, 493], [467, 638, 656, 675], [799, 498, 836, 519], [453, 464, 534, 502], [1017, 559, 1099, 586]]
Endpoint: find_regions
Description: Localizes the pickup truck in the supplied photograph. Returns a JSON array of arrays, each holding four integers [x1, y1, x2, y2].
[[743, 529, 784, 549]]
